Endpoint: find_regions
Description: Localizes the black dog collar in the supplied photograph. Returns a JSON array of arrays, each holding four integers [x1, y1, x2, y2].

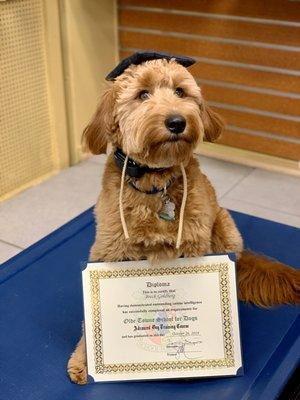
[[114, 148, 167, 179], [128, 179, 173, 195]]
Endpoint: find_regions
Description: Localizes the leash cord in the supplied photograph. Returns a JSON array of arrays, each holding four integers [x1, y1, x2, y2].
[[119, 159, 187, 248], [176, 162, 187, 249], [119, 154, 129, 239]]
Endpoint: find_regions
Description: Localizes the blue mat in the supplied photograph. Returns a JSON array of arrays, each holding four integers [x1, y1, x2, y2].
[[0, 208, 299, 400]]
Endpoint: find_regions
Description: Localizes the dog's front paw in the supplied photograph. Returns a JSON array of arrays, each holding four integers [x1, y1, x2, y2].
[[67, 355, 87, 385]]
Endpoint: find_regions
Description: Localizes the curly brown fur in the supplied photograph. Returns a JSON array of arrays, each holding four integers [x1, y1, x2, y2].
[[68, 58, 300, 384], [67, 335, 87, 385], [237, 251, 300, 306]]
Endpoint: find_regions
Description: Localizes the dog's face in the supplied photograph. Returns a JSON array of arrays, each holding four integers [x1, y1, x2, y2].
[[83, 59, 223, 167]]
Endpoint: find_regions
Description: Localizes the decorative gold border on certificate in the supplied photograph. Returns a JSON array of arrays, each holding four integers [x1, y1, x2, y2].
[[89, 263, 234, 374]]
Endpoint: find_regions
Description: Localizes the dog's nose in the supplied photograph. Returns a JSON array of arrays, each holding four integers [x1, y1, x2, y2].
[[165, 115, 186, 134]]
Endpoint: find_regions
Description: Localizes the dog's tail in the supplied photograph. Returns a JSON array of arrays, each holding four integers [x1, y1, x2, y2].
[[236, 250, 300, 307]]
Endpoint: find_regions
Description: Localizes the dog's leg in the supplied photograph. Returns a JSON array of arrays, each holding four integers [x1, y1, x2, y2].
[[67, 334, 87, 385], [67, 241, 139, 385], [211, 208, 300, 306], [211, 207, 244, 255]]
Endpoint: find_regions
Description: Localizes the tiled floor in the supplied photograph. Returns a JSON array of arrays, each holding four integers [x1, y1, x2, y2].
[[1, 155, 299, 264]]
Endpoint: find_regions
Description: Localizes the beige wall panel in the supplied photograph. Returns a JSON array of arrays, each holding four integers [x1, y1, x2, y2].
[[0, 0, 59, 200], [60, 0, 118, 163], [43, 0, 70, 170]]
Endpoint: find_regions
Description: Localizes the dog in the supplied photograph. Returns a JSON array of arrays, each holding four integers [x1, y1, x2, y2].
[[67, 52, 299, 384]]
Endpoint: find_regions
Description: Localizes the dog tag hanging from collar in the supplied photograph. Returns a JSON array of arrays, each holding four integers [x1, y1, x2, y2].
[[159, 186, 175, 221]]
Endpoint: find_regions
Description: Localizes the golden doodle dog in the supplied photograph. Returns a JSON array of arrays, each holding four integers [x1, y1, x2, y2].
[[67, 52, 299, 384]]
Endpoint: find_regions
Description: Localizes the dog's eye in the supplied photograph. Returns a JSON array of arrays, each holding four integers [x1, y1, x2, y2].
[[175, 87, 184, 98], [138, 90, 150, 101]]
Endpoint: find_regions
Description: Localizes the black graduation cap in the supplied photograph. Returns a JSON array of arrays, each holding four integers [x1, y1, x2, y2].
[[105, 51, 196, 81]]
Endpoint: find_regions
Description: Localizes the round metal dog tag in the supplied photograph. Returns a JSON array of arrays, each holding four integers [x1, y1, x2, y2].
[[159, 197, 175, 221]]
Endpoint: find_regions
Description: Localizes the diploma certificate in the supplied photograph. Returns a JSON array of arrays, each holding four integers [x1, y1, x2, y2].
[[82, 254, 243, 382]]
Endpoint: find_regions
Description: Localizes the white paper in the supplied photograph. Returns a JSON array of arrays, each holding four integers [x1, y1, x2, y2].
[[82, 254, 243, 382]]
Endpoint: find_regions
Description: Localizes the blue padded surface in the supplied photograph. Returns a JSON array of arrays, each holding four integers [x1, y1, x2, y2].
[[0, 208, 299, 400]]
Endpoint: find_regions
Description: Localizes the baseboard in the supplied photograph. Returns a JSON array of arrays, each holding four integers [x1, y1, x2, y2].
[[196, 143, 300, 177]]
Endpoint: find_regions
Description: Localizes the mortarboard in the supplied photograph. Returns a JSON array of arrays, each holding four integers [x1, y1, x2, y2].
[[105, 51, 196, 81]]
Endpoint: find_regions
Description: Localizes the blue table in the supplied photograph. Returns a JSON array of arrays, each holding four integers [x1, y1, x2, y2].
[[0, 208, 299, 400]]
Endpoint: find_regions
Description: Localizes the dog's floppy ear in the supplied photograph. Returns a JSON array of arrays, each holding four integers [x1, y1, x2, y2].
[[201, 103, 224, 142], [82, 86, 116, 154]]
